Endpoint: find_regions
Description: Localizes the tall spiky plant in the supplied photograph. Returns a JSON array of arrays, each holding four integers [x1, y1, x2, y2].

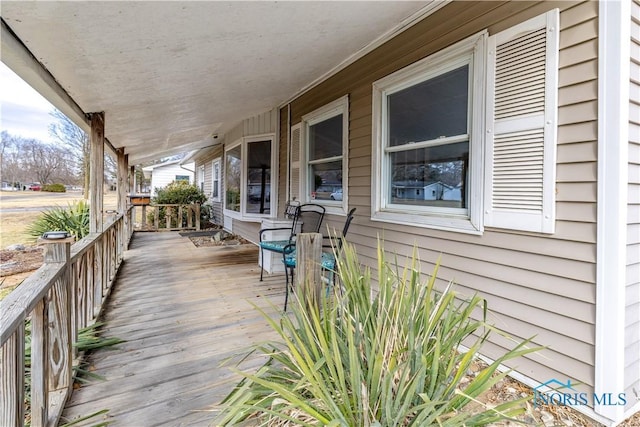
[[27, 200, 90, 241], [217, 241, 541, 426]]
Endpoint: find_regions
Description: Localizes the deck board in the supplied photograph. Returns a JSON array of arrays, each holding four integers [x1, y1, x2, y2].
[[61, 232, 285, 426]]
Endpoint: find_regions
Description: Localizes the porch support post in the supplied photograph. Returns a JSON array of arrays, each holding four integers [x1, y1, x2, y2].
[[295, 233, 323, 314], [595, 0, 630, 423], [130, 165, 136, 194], [90, 112, 105, 233], [117, 150, 129, 253], [117, 150, 128, 213]]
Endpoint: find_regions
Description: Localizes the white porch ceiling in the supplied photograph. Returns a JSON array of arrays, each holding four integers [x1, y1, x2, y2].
[[0, 1, 431, 163]]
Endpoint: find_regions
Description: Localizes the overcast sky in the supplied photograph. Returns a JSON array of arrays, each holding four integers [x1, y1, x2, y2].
[[0, 62, 56, 142]]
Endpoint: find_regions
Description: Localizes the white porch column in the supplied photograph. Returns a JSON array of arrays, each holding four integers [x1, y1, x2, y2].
[[595, 0, 630, 423]]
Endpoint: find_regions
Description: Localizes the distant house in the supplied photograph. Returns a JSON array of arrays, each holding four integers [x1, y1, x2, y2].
[[142, 159, 195, 195], [392, 181, 457, 201]]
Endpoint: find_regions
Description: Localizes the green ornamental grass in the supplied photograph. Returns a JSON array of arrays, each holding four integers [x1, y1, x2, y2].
[[26, 200, 90, 242], [217, 241, 540, 426]]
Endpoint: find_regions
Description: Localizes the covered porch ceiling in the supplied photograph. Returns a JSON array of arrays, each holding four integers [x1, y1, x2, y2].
[[0, 1, 434, 164]]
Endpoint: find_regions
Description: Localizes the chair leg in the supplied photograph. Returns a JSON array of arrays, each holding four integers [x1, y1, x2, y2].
[[260, 248, 264, 281], [284, 266, 290, 311]]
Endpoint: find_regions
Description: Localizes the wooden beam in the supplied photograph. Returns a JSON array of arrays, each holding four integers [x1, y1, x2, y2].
[[117, 150, 128, 213], [1, 19, 90, 134], [90, 112, 105, 233]]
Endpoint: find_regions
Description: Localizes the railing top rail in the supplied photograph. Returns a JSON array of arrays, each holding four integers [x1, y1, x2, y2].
[[0, 262, 65, 344]]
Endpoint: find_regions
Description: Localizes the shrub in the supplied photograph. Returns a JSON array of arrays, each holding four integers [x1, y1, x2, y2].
[[148, 181, 208, 228], [153, 180, 207, 205], [217, 242, 540, 426], [42, 183, 66, 192], [27, 200, 90, 241]]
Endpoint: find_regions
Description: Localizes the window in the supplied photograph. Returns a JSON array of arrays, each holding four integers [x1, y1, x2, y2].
[[373, 33, 485, 233], [211, 158, 221, 202], [225, 145, 242, 213], [198, 165, 205, 192], [224, 135, 277, 219], [300, 95, 348, 214], [372, 10, 558, 234], [175, 175, 190, 182]]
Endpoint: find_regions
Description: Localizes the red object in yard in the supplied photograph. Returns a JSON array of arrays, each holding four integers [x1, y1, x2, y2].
[[28, 183, 41, 191]]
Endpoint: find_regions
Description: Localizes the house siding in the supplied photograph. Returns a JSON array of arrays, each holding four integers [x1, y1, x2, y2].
[[283, 0, 599, 395], [147, 163, 194, 195], [625, 0, 640, 410], [193, 146, 224, 226]]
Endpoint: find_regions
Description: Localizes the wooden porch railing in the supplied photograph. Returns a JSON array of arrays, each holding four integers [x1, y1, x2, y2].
[[131, 203, 201, 231], [0, 208, 133, 427]]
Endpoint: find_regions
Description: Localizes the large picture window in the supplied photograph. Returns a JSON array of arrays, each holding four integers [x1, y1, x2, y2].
[[372, 33, 485, 233], [224, 135, 276, 219], [301, 95, 348, 213]]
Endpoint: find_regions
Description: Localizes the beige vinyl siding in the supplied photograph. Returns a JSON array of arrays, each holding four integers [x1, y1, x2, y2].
[[625, 0, 640, 407], [285, 0, 599, 393], [193, 146, 224, 226], [226, 108, 278, 144], [230, 219, 260, 245]]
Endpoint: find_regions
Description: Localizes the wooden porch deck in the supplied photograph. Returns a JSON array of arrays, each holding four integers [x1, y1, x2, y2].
[[61, 232, 285, 426]]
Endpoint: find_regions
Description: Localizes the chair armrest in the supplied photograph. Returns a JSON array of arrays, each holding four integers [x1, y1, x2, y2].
[[259, 226, 293, 242], [282, 242, 296, 255]]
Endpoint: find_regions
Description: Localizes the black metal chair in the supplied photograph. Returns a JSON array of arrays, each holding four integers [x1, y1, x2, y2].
[[282, 207, 356, 311], [258, 203, 325, 281]]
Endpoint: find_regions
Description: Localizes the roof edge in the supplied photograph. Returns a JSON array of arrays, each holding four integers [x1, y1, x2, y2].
[[278, 0, 450, 108]]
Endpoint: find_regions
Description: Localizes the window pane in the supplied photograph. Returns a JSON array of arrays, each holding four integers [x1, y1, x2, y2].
[[225, 146, 241, 212], [212, 162, 219, 198], [388, 65, 469, 146], [309, 114, 342, 160], [309, 160, 342, 200], [389, 142, 468, 208], [246, 140, 271, 214]]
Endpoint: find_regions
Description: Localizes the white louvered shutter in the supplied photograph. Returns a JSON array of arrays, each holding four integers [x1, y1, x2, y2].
[[484, 9, 559, 233], [289, 123, 302, 202]]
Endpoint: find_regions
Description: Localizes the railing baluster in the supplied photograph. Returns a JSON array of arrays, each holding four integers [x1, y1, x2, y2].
[[30, 298, 49, 427], [0, 325, 25, 426]]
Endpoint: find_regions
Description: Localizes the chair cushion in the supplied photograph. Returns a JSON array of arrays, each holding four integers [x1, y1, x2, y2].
[[282, 250, 336, 270], [259, 240, 290, 252]]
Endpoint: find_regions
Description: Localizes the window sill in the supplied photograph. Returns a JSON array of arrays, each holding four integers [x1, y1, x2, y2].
[[371, 210, 482, 235], [223, 209, 273, 223]]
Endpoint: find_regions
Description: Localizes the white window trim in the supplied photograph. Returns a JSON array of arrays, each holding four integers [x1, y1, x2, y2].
[[301, 94, 349, 215], [223, 134, 278, 221], [371, 31, 486, 234], [198, 165, 205, 191], [211, 157, 221, 202]]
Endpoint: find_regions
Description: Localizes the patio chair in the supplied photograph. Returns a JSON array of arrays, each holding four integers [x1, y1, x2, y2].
[[258, 203, 325, 281], [282, 207, 356, 311]]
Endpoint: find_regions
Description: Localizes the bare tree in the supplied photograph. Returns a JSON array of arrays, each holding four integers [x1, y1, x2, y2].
[[0, 131, 26, 187], [49, 109, 90, 197], [21, 138, 72, 184]]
